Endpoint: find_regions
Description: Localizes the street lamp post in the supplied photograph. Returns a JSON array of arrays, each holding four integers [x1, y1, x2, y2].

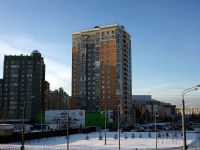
[[41, 107, 42, 140], [67, 106, 69, 150], [21, 96, 34, 150], [155, 112, 157, 150], [21, 99, 26, 150], [182, 85, 199, 150], [118, 105, 121, 150], [105, 108, 106, 145]]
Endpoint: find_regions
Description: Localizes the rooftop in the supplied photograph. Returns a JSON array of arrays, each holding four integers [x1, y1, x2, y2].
[[32, 49, 41, 54], [72, 24, 130, 36]]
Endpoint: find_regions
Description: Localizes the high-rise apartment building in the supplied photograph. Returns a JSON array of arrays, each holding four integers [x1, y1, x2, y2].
[[71, 24, 132, 122], [0, 50, 45, 121]]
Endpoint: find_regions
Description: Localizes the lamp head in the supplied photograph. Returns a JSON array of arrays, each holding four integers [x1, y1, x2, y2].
[[193, 88, 198, 91]]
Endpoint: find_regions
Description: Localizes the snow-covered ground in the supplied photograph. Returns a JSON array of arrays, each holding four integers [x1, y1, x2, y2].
[[0, 131, 199, 150]]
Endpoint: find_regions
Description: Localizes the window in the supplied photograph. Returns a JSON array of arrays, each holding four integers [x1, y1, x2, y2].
[[27, 60, 32, 64], [12, 74, 18, 77], [102, 86, 105, 89], [10, 83, 18, 86], [11, 65, 20, 68], [27, 74, 32, 77], [27, 65, 33, 69]]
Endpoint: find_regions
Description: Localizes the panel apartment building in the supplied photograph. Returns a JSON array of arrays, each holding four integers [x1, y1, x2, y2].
[[71, 24, 132, 123], [0, 50, 45, 122]]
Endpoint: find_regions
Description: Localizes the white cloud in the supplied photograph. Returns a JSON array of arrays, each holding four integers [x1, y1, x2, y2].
[[0, 36, 72, 95], [45, 57, 71, 93]]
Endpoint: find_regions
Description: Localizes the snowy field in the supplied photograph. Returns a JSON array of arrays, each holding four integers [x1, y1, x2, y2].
[[0, 131, 199, 150]]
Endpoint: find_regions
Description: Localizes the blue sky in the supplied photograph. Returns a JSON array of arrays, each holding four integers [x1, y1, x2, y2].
[[0, 0, 200, 107]]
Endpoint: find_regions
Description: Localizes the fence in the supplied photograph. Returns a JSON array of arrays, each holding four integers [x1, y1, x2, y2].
[[0, 127, 96, 144]]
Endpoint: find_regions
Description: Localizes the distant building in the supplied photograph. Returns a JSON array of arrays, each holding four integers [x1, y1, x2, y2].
[[0, 50, 45, 122], [44, 81, 54, 110], [132, 95, 176, 124], [52, 88, 69, 110], [71, 24, 132, 124], [176, 107, 200, 115]]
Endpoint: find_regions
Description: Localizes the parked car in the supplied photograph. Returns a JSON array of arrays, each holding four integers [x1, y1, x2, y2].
[[150, 128, 159, 132], [187, 127, 194, 131], [136, 127, 145, 132], [162, 126, 170, 130], [108, 128, 117, 132], [122, 127, 132, 132], [127, 125, 135, 130]]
